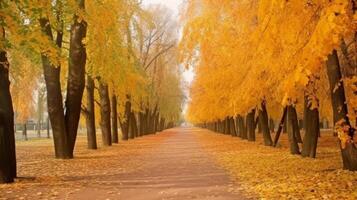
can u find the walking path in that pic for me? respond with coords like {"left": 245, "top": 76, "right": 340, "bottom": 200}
{"left": 70, "top": 127, "right": 245, "bottom": 199}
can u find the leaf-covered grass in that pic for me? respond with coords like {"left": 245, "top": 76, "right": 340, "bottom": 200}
{"left": 196, "top": 129, "right": 357, "bottom": 199}
{"left": 0, "top": 134, "right": 168, "bottom": 200}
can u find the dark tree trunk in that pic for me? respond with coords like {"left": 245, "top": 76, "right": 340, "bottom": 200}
{"left": 98, "top": 82, "right": 111, "bottom": 146}
{"left": 225, "top": 117, "right": 230, "bottom": 135}
{"left": 230, "top": 117, "right": 237, "bottom": 136}
{"left": 40, "top": 17, "right": 72, "bottom": 159}
{"left": 85, "top": 75, "right": 97, "bottom": 149}
{"left": 273, "top": 107, "right": 287, "bottom": 147}
{"left": 111, "top": 95, "right": 118, "bottom": 143}
{"left": 269, "top": 118, "right": 275, "bottom": 133}
{"left": 0, "top": 29, "right": 16, "bottom": 183}
{"left": 238, "top": 115, "right": 247, "bottom": 139}
{"left": 138, "top": 111, "right": 144, "bottom": 136}
{"left": 259, "top": 101, "right": 273, "bottom": 146}
{"left": 326, "top": 49, "right": 357, "bottom": 171}
{"left": 46, "top": 117, "right": 50, "bottom": 138}
{"left": 65, "top": 0, "right": 87, "bottom": 153}
{"left": 130, "top": 112, "right": 138, "bottom": 138}
{"left": 122, "top": 96, "right": 131, "bottom": 140}
{"left": 22, "top": 123, "right": 28, "bottom": 141}
{"left": 287, "top": 106, "right": 300, "bottom": 154}
{"left": 246, "top": 109, "right": 256, "bottom": 141}
{"left": 154, "top": 113, "right": 160, "bottom": 133}
{"left": 301, "top": 96, "right": 319, "bottom": 158}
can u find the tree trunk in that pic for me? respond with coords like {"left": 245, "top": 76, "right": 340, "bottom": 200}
{"left": 247, "top": 109, "right": 256, "bottom": 141}
{"left": 130, "top": 112, "right": 138, "bottom": 138}
{"left": 259, "top": 101, "right": 273, "bottom": 146}
{"left": 138, "top": 111, "right": 144, "bottom": 136}
{"left": 238, "top": 115, "right": 247, "bottom": 139}
{"left": 98, "top": 81, "right": 111, "bottom": 146}
{"left": 287, "top": 106, "right": 300, "bottom": 154}
{"left": 85, "top": 75, "right": 97, "bottom": 149}
{"left": 65, "top": 0, "right": 87, "bottom": 153}
{"left": 36, "top": 90, "right": 43, "bottom": 138}
{"left": 111, "top": 95, "right": 118, "bottom": 143}
{"left": 326, "top": 49, "right": 357, "bottom": 171}
{"left": 128, "top": 112, "right": 134, "bottom": 139}
{"left": 230, "top": 117, "right": 237, "bottom": 136}
{"left": 273, "top": 107, "right": 287, "bottom": 147}
{"left": 225, "top": 117, "right": 230, "bottom": 135}
{"left": 301, "top": 96, "right": 319, "bottom": 158}
{"left": 269, "top": 118, "right": 275, "bottom": 133}
{"left": 0, "top": 28, "right": 16, "bottom": 182}
{"left": 47, "top": 117, "right": 50, "bottom": 138}
{"left": 22, "top": 123, "right": 28, "bottom": 141}
{"left": 122, "top": 96, "right": 131, "bottom": 140}
{"left": 40, "top": 17, "right": 72, "bottom": 159}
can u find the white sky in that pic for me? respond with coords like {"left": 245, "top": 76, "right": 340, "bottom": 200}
{"left": 143, "top": 0, "right": 194, "bottom": 117}
{"left": 143, "top": 0, "right": 195, "bottom": 85}
{"left": 142, "top": 0, "right": 182, "bottom": 17}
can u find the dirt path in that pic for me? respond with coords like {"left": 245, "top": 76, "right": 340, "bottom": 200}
{"left": 69, "top": 127, "right": 245, "bottom": 200}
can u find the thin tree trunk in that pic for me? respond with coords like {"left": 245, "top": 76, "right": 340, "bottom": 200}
{"left": 98, "top": 81, "right": 111, "bottom": 146}
{"left": 122, "top": 96, "right": 131, "bottom": 140}
{"left": 259, "top": 101, "right": 273, "bottom": 146}
{"left": 269, "top": 118, "right": 275, "bottom": 133}
{"left": 301, "top": 96, "right": 319, "bottom": 158}
{"left": 85, "top": 75, "right": 97, "bottom": 149}
{"left": 225, "top": 117, "right": 230, "bottom": 135}
{"left": 22, "top": 123, "right": 28, "bottom": 141}
{"left": 287, "top": 105, "right": 300, "bottom": 154}
{"left": 0, "top": 27, "right": 16, "bottom": 182}
{"left": 247, "top": 109, "right": 256, "bottom": 141}
{"left": 138, "top": 111, "right": 144, "bottom": 136}
{"left": 326, "top": 49, "right": 357, "bottom": 171}
{"left": 47, "top": 117, "right": 50, "bottom": 138}
{"left": 273, "top": 107, "right": 287, "bottom": 147}
{"left": 111, "top": 95, "right": 118, "bottom": 143}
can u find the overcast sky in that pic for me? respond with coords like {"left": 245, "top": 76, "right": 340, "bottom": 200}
{"left": 142, "top": 0, "right": 183, "bottom": 17}
{"left": 143, "top": 0, "right": 194, "bottom": 85}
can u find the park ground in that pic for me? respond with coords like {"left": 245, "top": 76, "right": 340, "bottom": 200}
{"left": 1, "top": 127, "right": 357, "bottom": 199}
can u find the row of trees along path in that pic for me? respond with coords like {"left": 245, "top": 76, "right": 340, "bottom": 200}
{"left": 0, "top": 1, "right": 184, "bottom": 183}
{"left": 181, "top": 1, "right": 357, "bottom": 171}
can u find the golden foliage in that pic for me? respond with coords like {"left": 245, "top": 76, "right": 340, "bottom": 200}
{"left": 180, "top": 0, "right": 356, "bottom": 124}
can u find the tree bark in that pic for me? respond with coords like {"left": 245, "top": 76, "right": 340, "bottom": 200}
{"left": 111, "top": 95, "right": 118, "bottom": 143}
{"left": 122, "top": 96, "right": 131, "bottom": 140}
{"left": 98, "top": 81, "right": 111, "bottom": 146}
{"left": 85, "top": 75, "right": 97, "bottom": 149}
{"left": 238, "top": 115, "right": 247, "bottom": 139}
{"left": 0, "top": 34, "right": 16, "bottom": 182}
{"left": 301, "top": 96, "right": 319, "bottom": 158}
{"left": 46, "top": 117, "right": 50, "bottom": 138}
{"left": 225, "top": 117, "right": 230, "bottom": 135}
{"left": 273, "top": 107, "right": 287, "bottom": 147}
{"left": 269, "top": 118, "right": 275, "bottom": 133}
{"left": 130, "top": 112, "right": 138, "bottom": 138}
{"left": 22, "top": 123, "right": 28, "bottom": 141}
{"left": 65, "top": 0, "right": 87, "bottom": 153}
{"left": 40, "top": 17, "right": 72, "bottom": 159}
{"left": 247, "top": 109, "right": 256, "bottom": 141}
{"left": 287, "top": 106, "right": 300, "bottom": 154}
{"left": 326, "top": 49, "right": 357, "bottom": 171}
{"left": 259, "top": 101, "right": 273, "bottom": 146}
{"left": 230, "top": 117, "right": 237, "bottom": 136}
